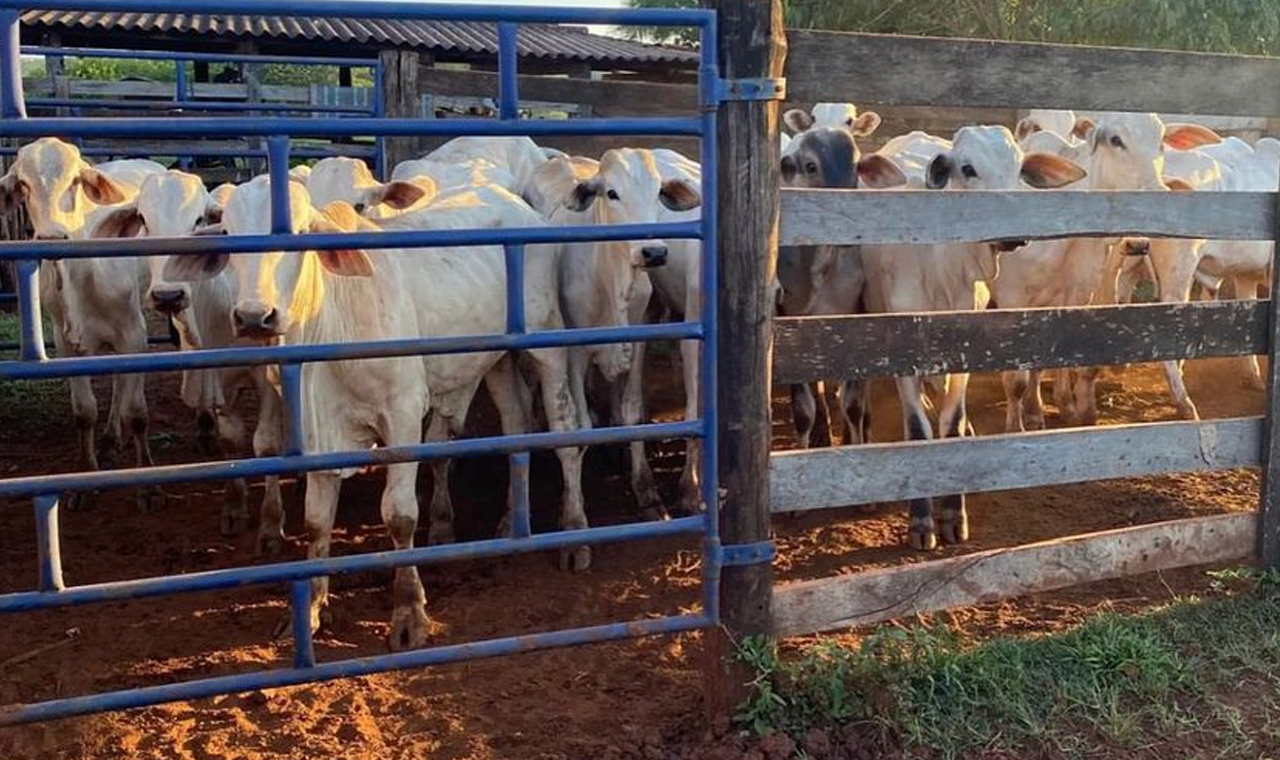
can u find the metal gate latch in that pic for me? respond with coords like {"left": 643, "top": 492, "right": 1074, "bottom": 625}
{"left": 716, "top": 540, "right": 776, "bottom": 567}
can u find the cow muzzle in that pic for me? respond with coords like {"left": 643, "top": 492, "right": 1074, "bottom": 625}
{"left": 1120, "top": 238, "right": 1151, "bottom": 256}
{"left": 992, "top": 239, "right": 1028, "bottom": 253}
{"left": 232, "top": 302, "right": 282, "bottom": 339}
{"left": 639, "top": 245, "right": 668, "bottom": 269}
{"left": 150, "top": 287, "right": 190, "bottom": 315}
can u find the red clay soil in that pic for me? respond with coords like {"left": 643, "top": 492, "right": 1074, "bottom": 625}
{"left": 0, "top": 354, "right": 1264, "bottom": 760}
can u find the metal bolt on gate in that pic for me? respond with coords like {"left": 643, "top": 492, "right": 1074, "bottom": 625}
{"left": 0, "top": 0, "right": 772, "bottom": 726}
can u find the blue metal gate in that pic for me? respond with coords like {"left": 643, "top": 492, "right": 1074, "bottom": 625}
{"left": 0, "top": 0, "right": 740, "bottom": 726}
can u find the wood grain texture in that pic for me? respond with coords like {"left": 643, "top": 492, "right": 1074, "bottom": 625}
{"left": 787, "top": 30, "right": 1280, "bottom": 117}
{"left": 780, "top": 190, "right": 1275, "bottom": 247}
{"left": 1259, "top": 187, "right": 1280, "bottom": 565}
{"left": 770, "top": 417, "right": 1261, "bottom": 512}
{"left": 772, "top": 513, "right": 1257, "bottom": 636}
{"left": 773, "top": 301, "right": 1268, "bottom": 384}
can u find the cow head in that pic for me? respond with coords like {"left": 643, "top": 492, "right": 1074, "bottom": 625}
{"left": 163, "top": 177, "right": 372, "bottom": 341}
{"left": 307, "top": 156, "right": 433, "bottom": 219}
{"left": 1, "top": 137, "right": 131, "bottom": 240}
{"left": 783, "top": 102, "right": 881, "bottom": 138}
{"left": 927, "top": 125, "right": 1086, "bottom": 191}
{"left": 1085, "top": 113, "right": 1222, "bottom": 191}
{"left": 781, "top": 127, "right": 907, "bottom": 190}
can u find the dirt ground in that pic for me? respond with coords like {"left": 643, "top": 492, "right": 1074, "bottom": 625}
{"left": 0, "top": 350, "right": 1265, "bottom": 760}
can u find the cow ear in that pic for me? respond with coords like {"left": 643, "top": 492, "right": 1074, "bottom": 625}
{"left": 164, "top": 252, "right": 229, "bottom": 282}
{"left": 565, "top": 179, "right": 601, "bottom": 212}
{"left": 1071, "top": 117, "right": 1096, "bottom": 141}
{"left": 783, "top": 108, "right": 813, "bottom": 134}
{"left": 658, "top": 178, "right": 701, "bottom": 212}
{"left": 856, "top": 154, "right": 907, "bottom": 189}
{"left": 1020, "top": 152, "right": 1087, "bottom": 188}
{"left": 1014, "top": 118, "right": 1041, "bottom": 142}
{"left": 78, "top": 167, "right": 129, "bottom": 205}
{"left": 202, "top": 196, "right": 224, "bottom": 225}
{"left": 849, "top": 111, "right": 881, "bottom": 137}
{"left": 1164, "top": 123, "right": 1222, "bottom": 150}
{"left": 372, "top": 179, "right": 428, "bottom": 211}
{"left": 926, "top": 154, "right": 954, "bottom": 190}
{"left": 309, "top": 207, "right": 374, "bottom": 277}
{"left": 91, "top": 206, "right": 145, "bottom": 239}
{"left": 1164, "top": 177, "right": 1195, "bottom": 192}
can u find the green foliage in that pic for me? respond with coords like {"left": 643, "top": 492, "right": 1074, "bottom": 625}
{"left": 628, "top": 0, "right": 1280, "bottom": 56}
{"left": 52, "top": 57, "right": 371, "bottom": 87}
{"left": 733, "top": 573, "right": 1280, "bottom": 758}
{"left": 0, "top": 312, "right": 67, "bottom": 433}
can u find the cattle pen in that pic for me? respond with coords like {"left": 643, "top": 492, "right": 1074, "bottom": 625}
{"left": 1, "top": 0, "right": 1280, "bottom": 752}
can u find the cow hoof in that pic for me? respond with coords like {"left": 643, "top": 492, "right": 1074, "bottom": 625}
{"left": 387, "top": 606, "right": 430, "bottom": 652}
{"left": 427, "top": 521, "right": 456, "bottom": 545}
{"left": 220, "top": 510, "right": 250, "bottom": 537}
{"left": 559, "top": 545, "right": 592, "bottom": 573}
{"left": 273, "top": 605, "right": 331, "bottom": 641}
{"left": 639, "top": 505, "right": 669, "bottom": 523}
{"left": 136, "top": 487, "right": 165, "bottom": 514}
{"left": 908, "top": 525, "right": 937, "bottom": 552}
{"left": 940, "top": 517, "right": 969, "bottom": 545}
{"left": 65, "top": 490, "right": 95, "bottom": 512}
{"left": 256, "top": 531, "right": 285, "bottom": 557}
{"left": 1025, "top": 415, "right": 1046, "bottom": 431}
{"left": 1079, "top": 409, "right": 1099, "bottom": 427}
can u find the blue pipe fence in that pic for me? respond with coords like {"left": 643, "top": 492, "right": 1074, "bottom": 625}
{"left": 0, "top": 0, "right": 732, "bottom": 727}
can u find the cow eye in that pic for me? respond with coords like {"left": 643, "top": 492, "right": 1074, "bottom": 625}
{"left": 804, "top": 162, "right": 818, "bottom": 174}
{"left": 961, "top": 164, "right": 978, "bottom": 179}
{"left": 353, "top": 202, "right": 366, "bottom": 213}
{"left": 1110, "top": 135, "right": 1125, "bottom": 149}
{"left": 606, "top": 189, "right": 620, "bottom": 201}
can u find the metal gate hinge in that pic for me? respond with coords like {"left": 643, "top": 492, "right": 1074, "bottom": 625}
{"left": 704, "top": 77, "right": 787, "bottom": 107}
{"left": 716, "top": 540, "right": 776, "bottom": 567}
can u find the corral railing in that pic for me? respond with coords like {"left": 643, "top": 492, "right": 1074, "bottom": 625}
{"left": 763, "top": 29, "right": 1280, "bottom": 638}
{"left": 0, "top": 0, "right": 752, "bottom": 726}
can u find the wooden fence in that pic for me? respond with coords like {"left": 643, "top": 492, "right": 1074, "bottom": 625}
{"left": 710, "top": 22, "right": 1280, "bottom": 658}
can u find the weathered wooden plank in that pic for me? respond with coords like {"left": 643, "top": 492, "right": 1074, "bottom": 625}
{"left": 21, "top": 78, "right": 321, "bottom": 103}
{"left": 773, "top": 301, "right": 1268, "bottom": 384}
{"left": 780, "top": 189, "right": 1275, "bottom": 247}
{"left": 772, "top": 513, "right": 1256, "bottom": 637}
{"left": 1259, "top": 183, "right": 1280, "bottom": 566}
{"left": 770, "top": 417, "right": 1260, "bottom": 513}
{"left": 787, "top": 30, "right": 1280, "bottom": 117}
{"left": 702, "top": 0, "right": 784, "bottom": 719}
{"left": 418, "top": 67, "right": 695, "bottom": 118}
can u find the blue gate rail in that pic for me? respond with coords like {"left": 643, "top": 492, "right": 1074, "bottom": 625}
{"left": 10, "top": 44, "right": 385, "bottom": 174}
{"left": 0, "top": 0, "right": 736, "bottom": 727}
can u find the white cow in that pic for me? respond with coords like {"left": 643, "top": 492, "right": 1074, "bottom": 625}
{"left": 1014, "top": 109, "right": 1085, "bottom": 146}
{"left": 306, "top": 156, "right": 435, "bottom": 218}
{"left": 531, "top": 150, "right": 702, "bottom": 519}
{"left": 99, "top": 171, "right": 287, "bottom": 544}
{"left": 370, "top": 184, "right": 592, "bottom": 571}
{"left": 392, "top": 156, "right": 518, "bottom": 197}
{"left": 861, "top": 126, "right": 1086, "bottom": 550}
{"left": 164, "top": 179, "right": 432, "bottom": 648}
{"left": 423, "top": 136, "right": 549, "bottom": 197}
{"left": 777, "top": 126, "right": 907, "bottom": 448}
{"left": 0, "top": 138, "right": 166, "bottom": 510}
{"left": 781, "top": 102, "right": 882, "bottom": 156}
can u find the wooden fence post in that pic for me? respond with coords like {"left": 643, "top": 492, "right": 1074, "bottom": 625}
{"left": 701, "top": 0, "right": 786, "bottom": 718}
{"left": 1260, "top": 191, "right": 1280, "bottom": 565}
{"left": 380, "top": 49, "right": 423, "bottom": 169}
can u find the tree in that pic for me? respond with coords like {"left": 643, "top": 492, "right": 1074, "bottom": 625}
{"left": 627, "top": 0, "right": 1280, "bottom": 56}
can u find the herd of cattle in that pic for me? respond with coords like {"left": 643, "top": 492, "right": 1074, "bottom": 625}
{"left": 0, "top": 100, "right": 1271, "bottom": 645}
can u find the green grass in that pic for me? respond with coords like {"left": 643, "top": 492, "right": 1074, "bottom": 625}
{"left": 734, "top": 568, "right": 1280, "bottom": 759}
{"left": 0, "top": 311, "right": 68, "bottom": 431}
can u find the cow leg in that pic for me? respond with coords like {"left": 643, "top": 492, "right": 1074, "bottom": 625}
{"left": 216, "top": 411, "right": 251, "bottom": 537}
{"left": 1149, "top": 242, "right": 1201, "bottom": 420}
{"left": 254, "top": 373, "right": 287, "bottom": 556}
{"left": 836, "top": 379, "right": 871, "bottom": 445}
{"left": 116, "top": 370, "right": 163, "bottom": 512}
{"left": 567, "top": 347, "right": 594, "bottom": 431}
{"left": 676, "top": 336, "right": 702, "bottom": 515}
{"left": 1231, "top": 276, "right": 1267, "bottom": 391}
{"left": 1001, "top": 370, "right": 1028, "bottom": 433}
{"left": 935, "top": 373, "right": 971, "bottom": 545}
{"left": 487, "top": 356, "right": 542, "bottom": 538}
{"left": 618, "top": 341, "right": 664, "bottom": 521}
{"left": 1023, "top": 369, "right": 1046, "bottom": 431}
{"left": 790, "top": 383, "right": 818, "bottom": 448}
{"left": 298, "top": 472, "right": 341, "bottom": 637}
{"left": 423, "top": 412, "right": 458, "bottom": 545}
{"left": 528, "top": 346, "right": 589, "bottom": 572}
{"left": 383, "top": 410, "right": 429, "bottom": 651}
{"left": 67, "top": 375, "right": 100, "bottom": 511}
{"left": 1052, "top": 368, "right": 1079, "bottom": 425}
{"left": 1074, "top": 366, "right": 1102, "bottom": 426}
{"left": 895, "top": 376, "right": 937, "bottom": 550}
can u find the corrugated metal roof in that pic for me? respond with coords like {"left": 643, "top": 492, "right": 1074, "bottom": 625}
{"left": 20, "top": 11, "right": 698, "bottom": 65}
